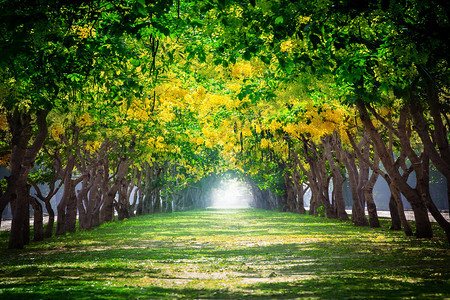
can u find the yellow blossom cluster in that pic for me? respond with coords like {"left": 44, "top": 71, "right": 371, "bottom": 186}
{"left": 0, "top": 114, "right": 8, "bottom": 131}
{"left": 268, "top": 119, "right": 282, "bottom": 132}
{"left": 297, "top": 15, "right": 311, "bottom": 26}
{"left": 280, "top": 100, "right": 351, "bottom": 143}
{"left": 125, "top": 98, "right": 152, "bottom": 122}
{"left": 77, "top": 112, "right": 93, "bottom": 127}
{"left": 231, "top": 60, "right": 261, "bottom": 79}
{"left": 260, "top": 138, "right": 270, "bottom": 149}
{"left": 50, "top": 124, "right": 65, "bottom": 141}
{"left": 86, "top": 141, "right": 101, "bottom": 153}
{"left": 280, "top": 38, "right": 304, "bottom": 54}
{"left": 241, "top": 124, "right": 252, "bottom": 137}
{"left": 74, "top": 25, "right": 95, "bottom": 39}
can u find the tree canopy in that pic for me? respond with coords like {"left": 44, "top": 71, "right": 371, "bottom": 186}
{"left": 0, "top": 0, "right": 449, "bottom": 249}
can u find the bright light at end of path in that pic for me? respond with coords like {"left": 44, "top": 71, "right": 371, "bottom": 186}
{"left": 211, "top": 179, "right": 251, "bottom": 209}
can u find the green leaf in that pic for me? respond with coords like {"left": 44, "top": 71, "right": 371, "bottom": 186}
{"left": 275, "top": 16, "right": 284, "bottom": 24}
{"left": 130, "top": 58, "right": 140, "bottom": 66}
{"left": 134, "top": 0, "right": 147, "bottom": 16}
{"left": 260, "top": 55, "right": 270, "bottom": 64}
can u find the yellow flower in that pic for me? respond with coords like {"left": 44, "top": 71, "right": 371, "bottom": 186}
{"left": 269, "top": 119, "right": 281, "bottom": 132}
{"left": 0, "top": 114, "right": 8, "bottom": 131}
{"left": 255, "top": 123, "right": 261, "bottom": 134}
{"left": 205, "top": 139, "right": 213, "bottom": 148}
{"left": 280, "top": 40, "right": 293, "bottom": 53}
{"left": 50, "top": 124, "right": 65, "bottom": 141}
{"left": 196, "top": 136, "right": 204, "bottom": 145}
{"left": 86, "top": 141, "right": 101, "bottom": 153}
{"left": 260, "top": 138, "right": 269, "bottom": 149}
{"left": 78, "top": 113, "right": 93, "bottom": 127}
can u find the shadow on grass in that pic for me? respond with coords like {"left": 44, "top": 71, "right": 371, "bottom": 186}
{"left": 247, "top": 276, "right": 449, "bottom": 299}
{"left": 1, "top": 209, "right": 449, "bottom": 299}
{"left": 2, "top": 273, "right": 448, "bottom": 300}
{"left": 0, "top": 283, "right": 247, "bottom": 300}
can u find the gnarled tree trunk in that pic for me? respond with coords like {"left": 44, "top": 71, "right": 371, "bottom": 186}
{"left": 322, "top": 133, "right": 349, "bottom": 221}
{"left": 1, "top": 110, "right": 48, "bottom": 249}
{"left": 357, "top": 100, "right": 434, "bottom": 238}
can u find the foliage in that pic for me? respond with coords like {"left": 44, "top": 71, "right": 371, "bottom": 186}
{"left": 0, "top": 0, "right": 449, "bottom": 249}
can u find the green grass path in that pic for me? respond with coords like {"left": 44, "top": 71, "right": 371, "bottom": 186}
{"left": 1, "top": 209, "right": 449, "bottom": 299}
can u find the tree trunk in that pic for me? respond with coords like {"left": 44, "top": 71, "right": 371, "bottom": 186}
{"left": 5, "top": 110, "right": 48, "bottom": 249}
{"left": 408, "top": 75, "right": 450, "bottom": 195}
{"left": 343, "top": 150, "right": 369, "bottom": 226}
{"left": 420, "top": 154, "right": 450, "bottom": 242}
{"left": 292, "top": 171, "right": 307, "bottom": 214}
{"left": 77, "top": 177, "right": 91, "bottom": 230}
{"left": 65, "top": 187, "right": 77, "bottom": 233}
{"left": 283, "top": 173, "right": 297, "bottom": 212}
{"left": 322, "top": 134, "right": 349, "bottom": 221}
{"left": 345, "top": 130, "right": 381, "bottom": 227}
{"left": 29, "top": 176, "right": 59, "bottom": 238}
{"left": 388, "top": 182, "right": 414, "bottom": 236}
{"left": 396, "top": 105, "right": 435, "bottom": 238}
{"left": 153, "top": 189, "right": 161, "bottom": 213}
{"left": 364, "top": 189, "right": 380, "bottom": 228}
{"left": 357, "top": 100, "right": 432, "bottom": 238}
{"left": 55, "top": 146, "right": 78, "bottom": 236}
{"left": 101, "top": 156, "right": 131, "bottom": 223}
{"left": 30, "top": 196, "right": 44, "bottom": 241}
{"left": 411, "top": 201, "right": 433, "bottom": 238}
{"left": 362, "top": 145, "right": 380, "bottom": 228}
{"left": 297, "top": 139, "right": 333, "bottom": 218}
{"left": 56, "top": 177, "right": 73, "bottom": 235}
{"left": 388, "top": 194, "right": 402, "bottom": 230}
{"left": 44, "top": 199, "right": 55, "bottom": 238}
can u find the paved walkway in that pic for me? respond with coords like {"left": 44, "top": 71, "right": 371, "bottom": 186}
{"left": 1, "top": 216, "right": 52, "bottom": 231}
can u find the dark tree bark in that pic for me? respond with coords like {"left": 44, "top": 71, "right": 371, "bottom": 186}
{"left": 357, "top": 100, "right": 433, "bottom": 238}
{"left": 55, "top": 150, "right": 81, "bottom": 235}
{"left": 1, "top": 110, "right": 48, "bottom": 249}
{"left": 128, "top": 168, "right": 140, "bottom": 217}
{"left": 116, "top": 169, "right": 137, "bottom": 220}
{"left": 292, "top": 167, "right": 307, "bottom": 214}
{"left": 345, "top": 131, "right": 380, "bottom": 227}
{"left": 30, "top": 196, "right": 44, "bottom": 241}
{"left": 363, "top": 151, "right": 381, "bottom": 228}
{"left": 44, "top": 198, "right": 56, "bottom": 238}
{"left": 409, "top": 72, "right": 450, "bottom": 214}
{"left": 53, "top": 125, "right": 83, "bottom": 236}
{"left": 248, "top": 178, "right": 272, "bottom": 210}
{"left": 100, "top": 140, "right": 134, "bottom": 223}
{"left": 388, "top": 194, "right": 402, "bottom": 231}
{"left": 343, "top": 148, "right": 369, "bottom": 226}
{"left": 297, "top": 138, "right": 334, "bottom": 218}
{"left": 322, "top": 133, "right": 349, "bottom": 221}
{"left": 29, "top": 171, "right": 62, "bottom": 238}
{"left": 75, "top": 141, "right": 107, "bottom": 231}
{"left": 283, "top": 172, "right": 297, "bottom": 212}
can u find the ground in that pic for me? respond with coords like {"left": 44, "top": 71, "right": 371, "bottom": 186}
{"left": 0, "top": 209, "right": 449, "bottom": 299}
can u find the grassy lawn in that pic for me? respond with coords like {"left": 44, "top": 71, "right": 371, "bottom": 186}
{"left": 0, "top": 209, "right": 449, "bottom": 299}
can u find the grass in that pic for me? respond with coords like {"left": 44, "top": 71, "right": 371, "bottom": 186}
{"left": 0, "top": 208, "right": 449, "bottom": 299}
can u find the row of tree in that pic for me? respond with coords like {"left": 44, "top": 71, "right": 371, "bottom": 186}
{"left": 0, "top": 0, "right": 449, "bottom": 249}
{"left": 203, "top": 0, "right": 450, "bottom": 242}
